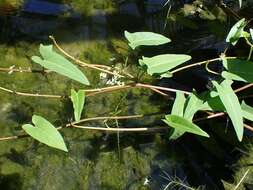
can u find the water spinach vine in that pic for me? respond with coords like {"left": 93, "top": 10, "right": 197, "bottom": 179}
{"left": 1, "top": 18, "right": 253, "bottom": 152}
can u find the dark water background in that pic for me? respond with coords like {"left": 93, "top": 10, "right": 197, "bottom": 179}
{"left": 0, "top": 0, "right": 252, "bottom": 189}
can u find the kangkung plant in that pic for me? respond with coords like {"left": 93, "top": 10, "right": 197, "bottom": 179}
{"left": 0, "top": 18, "right": 253, "bottom": 152}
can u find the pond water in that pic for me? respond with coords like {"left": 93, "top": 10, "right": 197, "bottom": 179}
{"left": 0, "top": 0, "right": 250, "bottom": 190}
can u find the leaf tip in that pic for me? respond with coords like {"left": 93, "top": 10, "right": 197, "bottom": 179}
{"left": 31, "top": 56, "right": 42, "bottom": 63}
{"left": 61, "top": 145, "right": 69, "bottom": 152}
{"left": 124, "top": 30, "right": 130, "bottom": 38}
{"left": 202, "top": 132, "right": 210, "bottom": 138}
{"left": 124, "top": 31, "right": 135, "bottom": 49}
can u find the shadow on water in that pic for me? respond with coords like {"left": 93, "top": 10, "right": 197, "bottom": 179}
{"left": 0, "top": 0, "right": 147, "bottom": 44}
{"left": 0, "top": 173, "right": 22, "bottom": 190}
{"left": 0, "top": 0, "right": 252, "bottom": 189}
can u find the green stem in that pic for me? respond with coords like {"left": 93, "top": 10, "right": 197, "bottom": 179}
{"left": 1, "top": 111, "right": 253, "bottom": 141}
{"left": 244, "top": 36, "right": 253, "bottom": 61}
{"left": 244, "top": 36, "right": 253, "bottom": 47}
{"left": 205, "top": 61, "right": 220, "bottom": 75}
{"left": 248, "top": 46, "right": 253, "bottom": 61}
{"left": 170, "top": 56, "right": 236, "bottom": 74}
{"left": 49, "top": 36, "right": 125, "bottom": 78}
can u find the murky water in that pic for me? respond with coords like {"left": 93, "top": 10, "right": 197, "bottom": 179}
{"left": 0, "top": 1, "right": 250, "bottom": 190}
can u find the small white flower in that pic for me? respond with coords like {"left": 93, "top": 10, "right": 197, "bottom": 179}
{"left": 9, "top": 65, "right": 15, "bottom": 70}
{"left": 100, "top": 72, "right": 107, "bottom": 79}
{"left": 101, "top": 70, "right": 124, "bottom": 86}
{"left": 109, "top": 57, "right": 116, "bottom": 62}
{"left": 116, "top": 81, "right": 125, "bottom": 86}
{"left": 143, "top": 177, "right": 150, "bottom": 186}
{"left": 105, "top": 80, "right": 112, "bottom": 85}
{"left": 190, "top": 10, "right": 195, "bottom": 14}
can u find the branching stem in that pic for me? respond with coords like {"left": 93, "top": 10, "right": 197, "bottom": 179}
{"left": 0, "top": 86, "right": 62, "bottom": 99}
{"left": 0, "top": 83, "right": 191, "bottom": 99}
{"left": 0, "top": 114, "right": 166, "bottom": 141}
{"left": 71, "top": 124, "right": 165, "bottom": 132}
{"left": 0, "top": 37, "right": 252, "bottom": 143}
{"left": 1, "top": 109, "right": 253, "bottom": 142}
{"left": 0, "top": 66, "right": 50, "bottom": 74}
{"left": 234, "top": 83, "right": 253, "bottom": 93}
{"left": 49, "top": 36, "right": 125, "bottom": 78}
{"left": 170, "top": 57, "right": 236, "bottom": 74}
{"left": 233, "top": 169, "right": 250, "bottom": 190}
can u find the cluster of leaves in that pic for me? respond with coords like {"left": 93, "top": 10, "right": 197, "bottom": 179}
{"left": 32, "top": 44, "right": 90, "bottom": 85}
{"left": 125, "top": 19, "right": 253, "bottom": 142}
{"left": 20, "top": 17, "right": 253, "bottom": 152}
{"left": 22, "top": 45, "right": 88, "bottom": 152}
{"left": 124, "top": 31, "right": 191, "bottom": 78}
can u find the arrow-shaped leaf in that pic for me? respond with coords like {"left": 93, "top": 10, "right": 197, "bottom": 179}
{"left": 200, "top": 96, "right": 225, "bottom": 112}
{"left": 222, "top": 71, "right": 249, "bottom": 83}
{"left": 160, "top": 72, "right": 173, "bottom": 79}
{"left": 71, "top": 89, "right": 85, "bottom": 122}
{"left": 22, "top": 115, "right": 68, "bottom": 152}
{"left": 163, "top": 115, "right": 209, "bottom": 138}
{"left": 238, "top": 0, "right": 242, "bottom": 8}
{"left": 32, "top": 44, "right": 90, "bottom": 85}
{"left": 125, "top": 31, "right": 171, "bottom": 49}
{"left": 226, "top": 18, "right": 246, "bottom": 46}
{"left": 250, "top": 28, "right": 253, "bottom": 41}
{"left": 139, "top": 54, "right": 191, "bottom": 75}
{"left": 221, "top": 59, "right": 253, "bottom": 83}
{"left": 241, "top": 101, "right": 253, "bottom": 122}
{"left": 171, "top": 92, "right": 186, "bottom": 116}
{"left": 199, "top": 90, "right": 226, "bottom": 112}
{"left": 183, "top": 91, "right": 204, "bottom": 121}
{"left": 169, "top": 92, "right": 186, "bottom": 140}
{"left": 212, "top": 80, "right": 244, "bottom": 141}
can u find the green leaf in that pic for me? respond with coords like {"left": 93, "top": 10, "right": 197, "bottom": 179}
{"left": 210, "top": 91, "right": 219, "bottom": 97}
{"left": 160, "top": 72, "right": 173, "bottom": 79}
{"left": 200, "top": 95, "right": 225, "bottom": 112}
{"left": 242, "top": 31, "right": 250, "bottom": 38}
{"left": 22, "top": 115, "right": 68, "bottom": 152}
{"left": 241, "top": 101, "right": 253, "bottom": 121}
{"left": 163, "top": 115, "right": 209, "bottom": 138}
{"left": 226, "top": 18, "right": 246, "bottom": 46}
{"left": 70, "top": 89, "right": 85, "bottom": 122}
{"left": 250, "top": 28, "right": 253, "bottom": 41}
{"left": 222, "top": 71, "right": 248, "bottom": 82}
{"left": 183, "top": 91, "right": 204, "bottom": 121}
{"left": 171, "top": 92, "right": 186, "bottom": 116}
{"left": 239, "top": 0, "right": 242, "bottom": 7}
{"left": 221, "top": 54, "right": 228, "bottom": 69}
{"left": 169, "top": 92, "right": 186, "bottom": 139}
{"left": 212, "top": 80, "right": 244, "bottom": 141}
{"left": 139, "top": 54, "right": 191, "bottom": 75}
{"left": 221, "top": 59, "right": 253, "bottom": 83}
{"left": 124, "top": 31, "right": 171, "bottom": 49}
{"left": 32, "top": 44, "right": 90, "bottom": 85}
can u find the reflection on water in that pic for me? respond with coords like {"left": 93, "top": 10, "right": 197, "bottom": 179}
{"left": 0, "top": 0, "right": 250, "bottom": 189}
{"left": 22, "top": 0, "right": 73, "bottom": 16}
